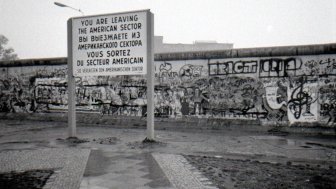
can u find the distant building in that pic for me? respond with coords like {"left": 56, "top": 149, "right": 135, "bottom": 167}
{"left": 154, "top": 36, "right": 233, "bottom": 53}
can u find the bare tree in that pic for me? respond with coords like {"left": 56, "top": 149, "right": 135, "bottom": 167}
{"left": 0, "top": 34, "right": 18, "bottom": 61}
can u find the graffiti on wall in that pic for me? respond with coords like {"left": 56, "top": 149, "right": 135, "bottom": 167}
{"left": 261, "top": 78, "right": 288, "bottom": 122}
{"left": 319, "top": 58, "right": 336, "bottom": 76}
{"left": 319, "top": 78, "right": 336, "bottom": 125}
{"left": 259, "top": 58, "right": 302, "bottom": 78}
{"left": 208, "top": 60, "right": 258, "bottom": 76}
{"left": 287, "top": 76, "right": 318, "bottom": 123}
{"left": 156, "top": 61, "right": 205, "bottom": 84}
{"left": 207, "top": 76, "right": 266, "bottom": 119}
{"left": 0, "top": 77, "right": 30, "bottom": 113}
{"left": 0, "top": 55, "right": 336, "bottom": 126}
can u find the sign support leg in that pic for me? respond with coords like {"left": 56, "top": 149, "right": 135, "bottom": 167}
{"left": 68, "top": 73, "right": 76, "bottom": 137}
{"left": 68, "top": 18, "right": 76, "bottom": 138}
{"left": 146, "top": 13, "right": 154, "bottom": 140}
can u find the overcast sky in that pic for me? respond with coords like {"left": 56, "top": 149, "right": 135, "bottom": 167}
{"left": 0, "top": 0, "right": 335, "bottom": 59}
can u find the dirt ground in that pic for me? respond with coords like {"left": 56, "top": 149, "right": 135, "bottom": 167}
{"left": 184, "top": 155, "right": 336, "bottom": 189}
{"left": 0, "top": 169, "right": 54, "bottom": 189}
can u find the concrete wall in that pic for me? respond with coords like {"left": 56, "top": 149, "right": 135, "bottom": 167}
{"left": 1, "top": 43, "right": 335, "bottom": 127}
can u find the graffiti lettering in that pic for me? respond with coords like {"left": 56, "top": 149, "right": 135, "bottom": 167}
{"left": 259, "top": 58, "right": 301, "bottom": 78}
{"left": 319, "top": 58, "right": 336, "bottom": 76}
{"left": 209, "top": 60, "right": 257, "bottom": 76}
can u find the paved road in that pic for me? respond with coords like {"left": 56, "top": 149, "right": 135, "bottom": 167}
{"left": 0, "top": 119, "right": 335, "bottom": 188}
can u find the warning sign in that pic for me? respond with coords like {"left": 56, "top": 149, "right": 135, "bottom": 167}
{"left": 70, "top": 10, "right": 151, "bottom": 76}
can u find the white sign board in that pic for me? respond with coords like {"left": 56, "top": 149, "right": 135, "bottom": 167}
{"left": 70, "top": 10, "right": 149, "bottom": 76}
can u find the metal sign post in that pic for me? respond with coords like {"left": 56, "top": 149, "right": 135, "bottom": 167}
{"left": 67, "top": 18, "right": 76, "bottom": 138}
{"left": 67, "top": 10, "right": 154, "bottom": 139}
{"left": 146, "top": 13, "right": 154, "bottom": 140}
